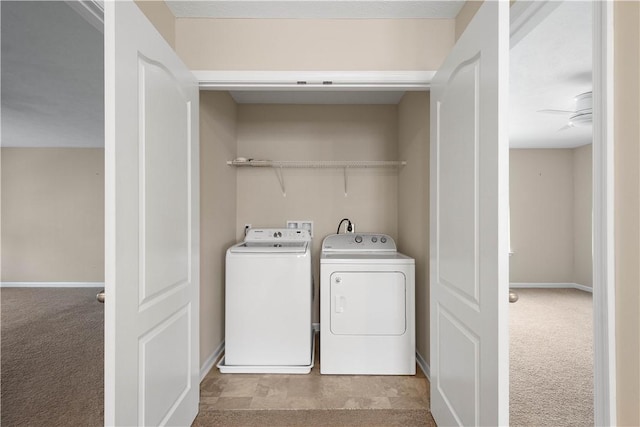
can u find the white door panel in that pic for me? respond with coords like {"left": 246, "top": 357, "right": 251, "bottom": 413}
{"left": 438, "top": 61, "right": 479, "bottom": 306}
{"left": 430, "top": 2, "right": 509, "bottom": 426}
{"left": 330, "top": 272, "right": 406, "bottom": 335}
{"left": 105, "top": 1, "right": 199, "bottom": 425}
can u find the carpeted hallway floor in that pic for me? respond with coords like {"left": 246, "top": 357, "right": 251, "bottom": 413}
{"left": 0, "top": 287, "right": 104, "bottom": 427}
{"left": 510, "top": 288, "right": 593, "bottom": 426}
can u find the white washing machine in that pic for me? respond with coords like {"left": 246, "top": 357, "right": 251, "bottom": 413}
{"left": 320, "top": 233, "right": 415, "bottom": 375}
{"left": 220, "top": 228, "right": 313, "bottom": 374}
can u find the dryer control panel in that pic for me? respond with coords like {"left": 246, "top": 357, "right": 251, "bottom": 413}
{"left": 322, "top": 233, "right": 396, "bottom": 252}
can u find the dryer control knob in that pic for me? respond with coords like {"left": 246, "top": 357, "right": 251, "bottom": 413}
{"left": 355, "top": 235, "right": 363, "bottom": 243}
{"left": 380, "top": 237, "right": 387, "bottom": 243}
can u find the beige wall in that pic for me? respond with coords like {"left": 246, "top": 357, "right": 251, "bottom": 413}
{"left": 573, "top": 144, "right": 593, "bottom": 288}
{"left": 1, "top": 148, "right": 104, "bottom": 282}
{"left": 397, "top": 92, "right": 430, "bottom": 363}
{"left": 175, "top": 19, "right": 454, "bottom": 71}
{"left": 236, "top": 104, "right": 399, "bottom": 321}
{"left": 199, "top": 92, "right": 238, "bottom": 366}
{"left": 510, "top": 147, "right": 593, "bottom": 286}
{"left": 134, "top": 0, "right": 176, "bottom": 48}
{"left": 614, "top": 1, "right": 640, "bottom": 424}
{"left": 510, "top": 149, "right": 575, "bottom": 283}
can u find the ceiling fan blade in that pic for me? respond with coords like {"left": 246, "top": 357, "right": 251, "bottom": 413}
{"left": 538, "top": 109, "right": 573, "bottom": 115}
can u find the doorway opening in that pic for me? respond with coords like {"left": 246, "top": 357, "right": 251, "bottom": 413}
{"left": 508, "top": 1, "right": 615, "bottom": 425}
{"left": 0, "top": 2, "right": 105, "bottom": 425}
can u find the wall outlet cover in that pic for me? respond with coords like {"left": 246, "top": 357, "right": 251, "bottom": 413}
{"left": 286, "top": 220, "right": 314, "bottom": 237}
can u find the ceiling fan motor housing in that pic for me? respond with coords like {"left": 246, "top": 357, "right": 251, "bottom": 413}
{"left": 569, "top": 91, "right": 592, "bottom": 127}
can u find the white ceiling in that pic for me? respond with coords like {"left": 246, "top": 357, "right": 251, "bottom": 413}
{"left": 1, "top": 1, "right": 104, "bottom": 148}
{"left": 1, "top": 1, "right": 592, "bottom": 149}
{"left": 166, "top": 0, "right": 465, "bottom": 19}
{"left": 509, "top": 1, "right": 592, "bottom": 149}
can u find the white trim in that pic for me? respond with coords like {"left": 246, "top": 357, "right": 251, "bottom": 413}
{"left": 510, "top": 282, "right": 593, "bottom": 293}
{"left": 194, "top": 70, "right": 435, "bottom": 91}
{"left": 415, "top": 350, "right": 430, "bottom": 381}
{"left": 199, "top": 340, "right": 225, "bottom": 382}
{"left": 574, "top": 283, "right": 595, "bottom": 293}
{"left": 592, "top": 1, "right": 616, "bottom": 425}
{"left": 0, "top": 281, "right": 104, "bottom": 288}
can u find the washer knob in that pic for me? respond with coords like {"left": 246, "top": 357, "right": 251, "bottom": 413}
{"left": 354, "top": 235, "right": 363, "bottom": 243}
{"left": 371, "top": 236, "right": 378, "bottom": 243}
{"left": 380, "top": 237, "right": 387, "bottom": 243}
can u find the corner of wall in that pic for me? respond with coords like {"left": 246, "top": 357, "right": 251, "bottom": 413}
{"left": 455, "top": 1, "right": 484, "bottom": 41}
{"left": 199, "top": 91, "right": 238, "bottom": 369}
{"left": 134, "top": 0, "right": 176, "bottom": 49}
{"left": 397, "top": 91, "right": 430, "bottom": 364}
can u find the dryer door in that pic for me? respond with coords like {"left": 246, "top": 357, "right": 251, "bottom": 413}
{"left": 330, "top": 271, "right": 406, "bottom": 335}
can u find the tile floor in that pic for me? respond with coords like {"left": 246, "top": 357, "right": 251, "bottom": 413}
{"left": 199, "top": 335, "right": 430, "bottom": 412}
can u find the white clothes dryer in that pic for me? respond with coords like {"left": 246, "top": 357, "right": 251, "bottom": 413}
{"left": 220, "top": 228, "right": 313, "bottom": 374}
{"left": 320, "top": 233, "right": 415, "bottom": 375}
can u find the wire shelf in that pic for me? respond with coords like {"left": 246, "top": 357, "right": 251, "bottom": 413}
{"left": 226, "top": 160, "right": 407, "bottom": 168}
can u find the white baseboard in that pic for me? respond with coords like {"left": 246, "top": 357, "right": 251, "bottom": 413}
{"left": 510, "top": 282, "right": 593, "bottom": 293}
{"left": 415, "top": 350, "right": 430, "bottom": 380}
{"left": 0, "top": 281, "right": 104, "bottom": 288}
{"left": 200, "top": 340, "right": 225, "bottom": 382}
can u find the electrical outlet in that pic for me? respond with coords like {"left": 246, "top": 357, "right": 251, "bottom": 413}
{"left": 286, "top": 220, "right": 313, "bottom": 237}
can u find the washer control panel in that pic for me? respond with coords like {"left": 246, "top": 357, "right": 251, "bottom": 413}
{"left": 245, "top": 228, "right": 311, "bottom": 242}
{"left": 322, "top": 233, "right": 396, "bottom": 251}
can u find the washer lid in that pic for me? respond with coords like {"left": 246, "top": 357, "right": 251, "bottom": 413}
{"left": 230, "top": 241, "right": 308, "bottom": 254}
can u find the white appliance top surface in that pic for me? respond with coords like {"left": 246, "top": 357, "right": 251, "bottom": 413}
{"left": 321, "top": 252, "right": 414, "bottom": 263}
{"left": 321, "top": 233, "right": 414, "bottom": 263}
{"left": 229, "top": 228, "right": 311, "bottom": 254}
{"left": 230, "top": 241, "right": 308, "bottom": 254}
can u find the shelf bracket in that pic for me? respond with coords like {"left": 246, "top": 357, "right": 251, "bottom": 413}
{"left": 274, "top": 167, "right": 286, "bottom": 197}
{"left": 343, "top": 167, "right": 348, "bottom": 197}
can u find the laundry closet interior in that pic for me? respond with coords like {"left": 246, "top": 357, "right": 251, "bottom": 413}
{"left": 181, "top": 13, "right": 454, "bottom": 386}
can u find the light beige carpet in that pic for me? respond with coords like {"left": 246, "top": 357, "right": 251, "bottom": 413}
{"left": 1, "top": 287, "right": 104, "bottom": 427}
{"left": 510, "top": 288, "right": 593, "bottom": 426}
